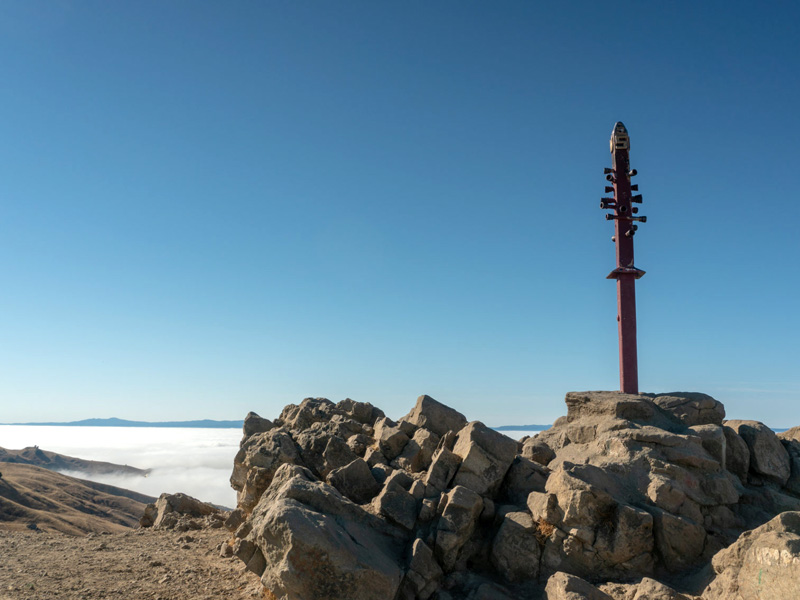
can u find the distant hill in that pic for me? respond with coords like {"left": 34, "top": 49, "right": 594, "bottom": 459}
{"left": 0, "top": 446, "right": 150, "bottom": 477}
{"left": 0, "top": 463, "right": 155, "bottom": 535}
{"left": 493, "top": 424, "right": 550, "bottom": 431}
{"left": 6, "top": 417, "right": 244, "bottom": 429}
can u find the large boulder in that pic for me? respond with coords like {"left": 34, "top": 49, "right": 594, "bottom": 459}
{"left": 230, "top": 428, "right": 303, "bottom": 511}
{"left": 403, "top": 394, "right": 467, "bottom": 438}
{"left": 490, "top": 511, "right": 541, "bottom": 583}
{"left": 434, "top": 485, "right": 484, "bottom": 571}
{"left": 703, "top": 511, "right": 800, "bottom": 600}
{"left": 139, "top": 492, "right": 221, "bottom": 530}
{"left": 725, "top": 420, "right": 791, "bottom": 486}
{"left": 245, "top": 464, "right": 403, "bottom": 600}
{"left": 452, "top": 422, "right": 518, "bottom": 496}
{"left": 778, "top": 427, "right": 800, "bottom": 495}
{"left": 544, "top": 572, "right": 613, "bottom": 600}
{"left": 652, "top": 392, "right": 725, "bottom": 426}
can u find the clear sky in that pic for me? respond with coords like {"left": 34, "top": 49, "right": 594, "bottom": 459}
{"left": 1, "top": 2, "right": 798, "bottom": 427}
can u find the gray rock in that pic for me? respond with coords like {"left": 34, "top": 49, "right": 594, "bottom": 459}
{"left": 243, "top": 411, "right": 274, "bottom": 436}
{"left": 778, "top": 426, "right": 800, "bottom": 495}
{"left": 326, "top": 458, "right": 381, "bottom": 504}
{"left": 336, "top": 398, "right": 385, "bottom": 425}
{"left": 347, "top": 433, "right": 370, "bottom": 457}
{"left": 247, "top": 463, "right": 403, "bottom": 600}
{"left": 398, "top": 539, "right": 443, "bottom": 600}
{"left": 501, "top": 456, "right": 549, "bottom": 506}
{"left": 652, "top": 392, "right": 725, "bottom": 426}
{"left": 403, "top": 394, "right": 468, "bottom": 438}
{"left": 544, "top": 572, "right": 613, "bottom": 600}
{"left": 394, "top": 428, "right": 440, "bottom": 473}
{"left": 689, "top": 424, "right": 726, "bottom": 467}
{"left": 452, "top": 422, "right": 518, "bottom": 496}
{"left": 723, "top": 425, "right": 750, "bottom": 481}
{"left": 374, "top": 480, "right": 418, "bottom": 531}
{"left": 423, "top": 446, "right": 462, "bottom": 496}
{"left": 651, "top": 509, "right": 705, "bottom": 572}
{"left": 435, "top": 485, "right": 484, "bottom": 571}
{"left": 140, "top": 492, "right": 219, "bottom": 529}
{"left": 564, "top": 391, "right": 655, "bottom": 423}
{"left": 522, "top": 436, "right": 556, "bottom": 466}
{"left": 322, "top": 435, "right": 359, "bottom": 477}
{"left": 374, "top": 417, "right": 411, "bottom": 460}
{"left": 726, "top": 420, "right": 791, "bottom": 486}
{"left": 490, "top": 511, "right": 541, "bottom": 583}
{"left": 703, "top": 511, "right": 800, "bottom": 600}
{"left": 632, "top": 577, "right": 689, "bottom": 600}
{"left": 230, "top": 428, "right": 302, "bottom": 511}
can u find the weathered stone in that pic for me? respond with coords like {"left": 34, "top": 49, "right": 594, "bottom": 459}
{"left": 651, "top": 509, "right": 705, "bottom": 572}
{"left": 544, "top": 572, "right": 613, "bottom": 600}
{"left": 452, "top": 422, "right": 518, "bottom": 496}
{"left": 779, "top": 427, "right": 800, "bottom": 495}
{"left": 522, "top": 436, "right": 556, "bottom": 466}
{"left": 703, "top": 511, "right": 800, "bottom": 600}
{"left": 423, "top": 446, "right": 461, "bottom": 496}
{"left": 394, "top": 428, "right": 440, "bottom": 473}
{"left": 374, "top": 417, "right": 411, "bottom": 460}
{"left": 247, "top": 463, "right": 403, "bottom": 600}
{"left": 224, "top": 508, "right": 246, "bottom": 532}
{"left": 398, "top": 539, "right": 443, "bottom": 600}
{"left": 346, "top": 433, "right": 370, "bottom": 457}
{"left": 278, "top": 397, "right": 337, "bottom": 431}
{"left": 374, "top": 481, "right": 418, "bottom": 530}
{"left": 565, "top": 391, "right": 655, "bottom": 423}
{"left": 326, "top": 458, "right": 381, "bottom": 504}
{"left": 230, "top": 429, "right": 302, "bottom": 511}
{"left": 632, "top": 577, "right": 689, "bottom": 600}
{"left": 243, "top": 411, "right": 274, "bottom": 436}
{"left": 140, "top": 492, "right": 219, "bottom": 529}
{"left": 336, "top": 398, "right": 385, "bottom": 425}
{"left": 371, "top": 463, "right": 393, "bottom": 485}
{"left": 528, "top": 491, "right": 559, "bottom": 524}
{"left": 593, "top": 503, "right": 654, "bottom": 570}
{"left": 322, "top": 435, "right": 358, "bottom": 477}
{"left": 435, "top": 486, "right": 484, "bottom": 571}
{"left": 689, "top": 424, "right": 726, "bottom": 468}
{"left": 490, "top": 511, "right": 540, "bottom": 583}
{"left": 652, "top": 392, "right": 725, "bottom": 426}
{"left": 500, "top": 456, "right": 548, "bottom": 506}
{"left": 723, "top": 425, "right": 750, "bottom": 481}
{"left": 364, "top": 446, "right": 388, "bottom": 466}
{"left": 726, "top": 420, "right": 791, "bottom": 486}
{"left": 234, "top": 538, "right": 266, "bottom": 576}
{"left": 403, "top": 394, "right": 468, "bottom": 438}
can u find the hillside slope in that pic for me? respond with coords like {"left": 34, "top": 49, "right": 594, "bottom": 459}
{"left": 0, "top": 446, "right": 149, "bottom": 477}
{"left": 0, "top": 463, "right": 155, "bottom": 535}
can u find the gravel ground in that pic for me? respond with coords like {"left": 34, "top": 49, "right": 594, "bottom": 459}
{"left": 0, "top": 527, "right": 264, "bottom": 600}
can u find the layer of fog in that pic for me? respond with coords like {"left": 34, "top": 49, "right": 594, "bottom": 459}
{"left": 0, "top": 425, "right": 540, "bottom": 509}
{"left": 0, "top": 425, "right": 241, "bottom": 508}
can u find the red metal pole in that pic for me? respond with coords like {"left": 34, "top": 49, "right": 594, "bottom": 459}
{"left": 602, "top": 122, "right": 646, "bottom": 394}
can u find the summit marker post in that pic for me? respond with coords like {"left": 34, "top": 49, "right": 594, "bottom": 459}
{"left": 601, "top": 122, "right": 646, "bottom": 394}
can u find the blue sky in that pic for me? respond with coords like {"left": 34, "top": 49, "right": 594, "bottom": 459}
{"left": 0, "top": 2, "right": 798, "bottom": 426}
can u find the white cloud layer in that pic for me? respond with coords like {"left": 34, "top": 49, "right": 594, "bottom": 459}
{"left": 0, "top": 425, "right": 241, "bottom": 508}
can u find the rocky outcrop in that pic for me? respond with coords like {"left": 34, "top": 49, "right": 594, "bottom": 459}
{"left": 228, "top": 392, "right": 800, "bottom": 599}
{"left": 139, "top": 492, "right": 225, "bottom": 530}
{"left": 702, "top": 511, "right": 800, "bottom": 600}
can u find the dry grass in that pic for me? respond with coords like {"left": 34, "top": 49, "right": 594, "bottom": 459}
{"left": 535, "top": 517, "right": 555, "bottom": 542}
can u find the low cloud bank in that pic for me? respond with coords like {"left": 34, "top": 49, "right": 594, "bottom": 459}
{"left": 1, "top": 425, "right": 241, "bottom": 508}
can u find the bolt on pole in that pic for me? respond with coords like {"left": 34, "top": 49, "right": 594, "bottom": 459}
{"left": 601, "top": 122, "right": 646, "bottom": 394}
